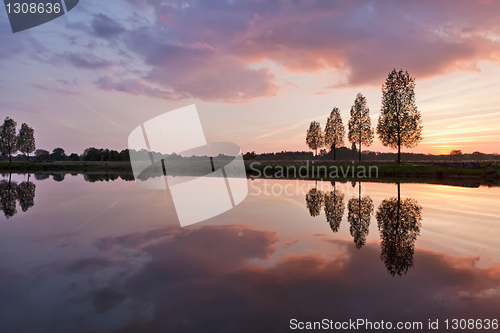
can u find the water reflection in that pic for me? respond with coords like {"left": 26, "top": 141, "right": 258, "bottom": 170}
{"left": 0, "top": 174, "right": 36, "bottom": 218}
{"left": 305, "top": 181, "right": 323, "bottom": 217}
{"left": 0, "top": 175, "right": 499, "bottom": 332}
{"left": 323, "top": 182, "right": 345, "bottom": 233}
{"left": 303, "top": 181, "right": 423, "bottom": 276}
{"left": 347, "top": 183, "right": 373, "bottom": 249}
{"left": 17, "top": 177, "right": 36, "bottom": 212}
{"left": 376, "top": 183, "right": 422, "bottom": 277}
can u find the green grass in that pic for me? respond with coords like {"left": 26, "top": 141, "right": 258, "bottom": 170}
{"left": 1, "top": 160, "right": 499, "bottom": 186}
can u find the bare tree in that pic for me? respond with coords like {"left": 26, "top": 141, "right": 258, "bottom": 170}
{"left": 306, "top": 121, "right": 324, "bottom": 160}
{"left": 348, "top": 93, "right": 374, "bottom": 161}
{"left": 0, "top": 117, "right": 18, "bottom": 163}
{"left": 17, "top": 123, "right": 36, "bottom": 161}
{"left": 325, "top": 107, "right": 345, "bottom": 161}
{"left": 377, "top": 69, "right": 423, "bottom": 163}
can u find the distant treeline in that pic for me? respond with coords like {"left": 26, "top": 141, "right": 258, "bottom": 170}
{"left": 244, "top": 147, "right": 500, "bottom": 162}
{"left": 3, "top": 146, "right": 498, "bottom": 163}
{"left": 1, "top": 147, "right": 237, "bottom": 162}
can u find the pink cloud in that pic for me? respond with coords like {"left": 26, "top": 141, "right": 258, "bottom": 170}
{"left": 105, "top": 0, "right": 500, "bottom": 100}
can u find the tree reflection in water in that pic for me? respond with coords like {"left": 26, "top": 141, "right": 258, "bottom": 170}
{"left": 376, "top": 183, "right": 422, "bottom": 277}
{"left": 305, "top": 181, "right": 324, "bottom": 217}
{"left": 347, "top": 183, "right": 373, "bottom": 249}
{"left": 0, "top": 174, "right": 36, "bottom": 218}
{"left": 323, "top": 182, "right": 345, "bottom": 233}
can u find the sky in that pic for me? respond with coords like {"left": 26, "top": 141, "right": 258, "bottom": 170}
{"left": 1, "top": 0, "right": 500, "bottom": 155}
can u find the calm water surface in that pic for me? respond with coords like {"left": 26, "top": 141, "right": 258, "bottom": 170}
{"left": 1, "top": 173, "right": 500, "bottom": 332}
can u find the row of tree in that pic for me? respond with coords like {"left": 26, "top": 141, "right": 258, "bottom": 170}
{"left": 0, "top": 117, "right": 36, "bottom": 162}
{"left": 306, "top": 69, "right": 423, "bottom": 163}
{"left": 244, "top": 148, "right": 500, "bottom": 162}
{"left": 33, "top": 147, "right": 130, "bottom": 162}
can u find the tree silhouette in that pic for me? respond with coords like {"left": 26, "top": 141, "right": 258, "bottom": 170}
{"left": 34, "top": 173, "right": 50, "bottom": 181}
{"left": 52, "top": 174, "right": 65, "bottom": 182}
{"left": 348, "top": 93, "right": 374, "bottom": 161}
{"left": 306, "top": 121, "right": 324, "bottom": 161}
{"left": 0, "top": 117, "right": 18, "bottom": 163}
{"left": 17, "top": 175, "right": 36, "bottom": 212}
{"left": 325, "top": 107, "right": 345, "bottom": 161}
{"left": 305, "top": 182, "right": 323, "bottom": 217}
{"left": 51, "top": 148, "right": 66, "bottom": 161}
{"left": 376, "top": 183, "right": 422, "bottom": 276}
{"left": 0, "top": 174, "right": 18, "bottom": 218}
{"left": 347, "top": 183, "right": 373, "bottom": 249}
{"left": 324, "top": 182, "right": 345, "bottom": 233}
{"left": 17, "top": 123, "right": 36, "bottom": 161}
{"left": 377, "top": 69, "right": 423, "bottom": 163}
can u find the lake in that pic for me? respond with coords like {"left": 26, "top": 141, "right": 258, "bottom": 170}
{"left": 1, "top": 173, "right": 500, "bottom": 332}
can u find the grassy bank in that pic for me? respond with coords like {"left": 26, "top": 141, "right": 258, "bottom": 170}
{"left": 1, "top": 160, "right": 499, "bottom": 186}
{"left": 245, "top": 160, "right": 500, "bottom": 186}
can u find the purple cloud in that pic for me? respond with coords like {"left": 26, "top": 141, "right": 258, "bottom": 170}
{"left": 110, "top": 0, "right": 500, "bottom": 101}
{"left": 91, "top": 14, "right": 126, "bottom": 38}
{"left": 56, "top": 52, "right": 112, "bottom": 70}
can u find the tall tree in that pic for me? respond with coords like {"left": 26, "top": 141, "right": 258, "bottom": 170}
{"left": 348, "top": 93, "right": 374, "bottom": 161}
{"left": 0, "top": 117, "right": 18, "bottom": 163}
{"left": 324, "top": 107, "right": 345, "bottom": 161}
{"left": 17, "top": 123, "right": 36, "bottom": 161}
{"left": 306, "top": 121, "right": 324, "bottom": 160}
{"left": 377, "top": 69, "right": 423, "bottom": 163}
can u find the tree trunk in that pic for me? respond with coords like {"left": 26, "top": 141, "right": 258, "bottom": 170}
{"left": 397, "top": 182, "right": 401, "bottom": 223}
{"left": 333, "top": 147, "right": 336, "bottom": 161}
{"left": 9, "top": 154, "right": 12, "bottom": 163}
{"left": 397, "top": 99, "right": 401, "bottom": 164}
{"left": 358, "top": 142, "right": 362, "bottom": 162}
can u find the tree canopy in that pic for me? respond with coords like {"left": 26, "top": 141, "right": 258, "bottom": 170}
{"left": 306, "top": 121, "right": 324, "bottom": 160}
{"left": 377, "top": 69, "right": 423, "bottom": 163}
{"left": 348, "top": 93, "right": 374, "bottom": 161}
{"left": 324, "top": 107, "right": 345, "bottom": 161}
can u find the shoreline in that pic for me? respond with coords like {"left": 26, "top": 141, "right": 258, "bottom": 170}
{"left": 1, "top": 160, "right": 499, "bottom": 187}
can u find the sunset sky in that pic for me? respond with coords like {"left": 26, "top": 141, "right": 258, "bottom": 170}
{"left": 1, "top": 0, "right": 500, "bottom": 155}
